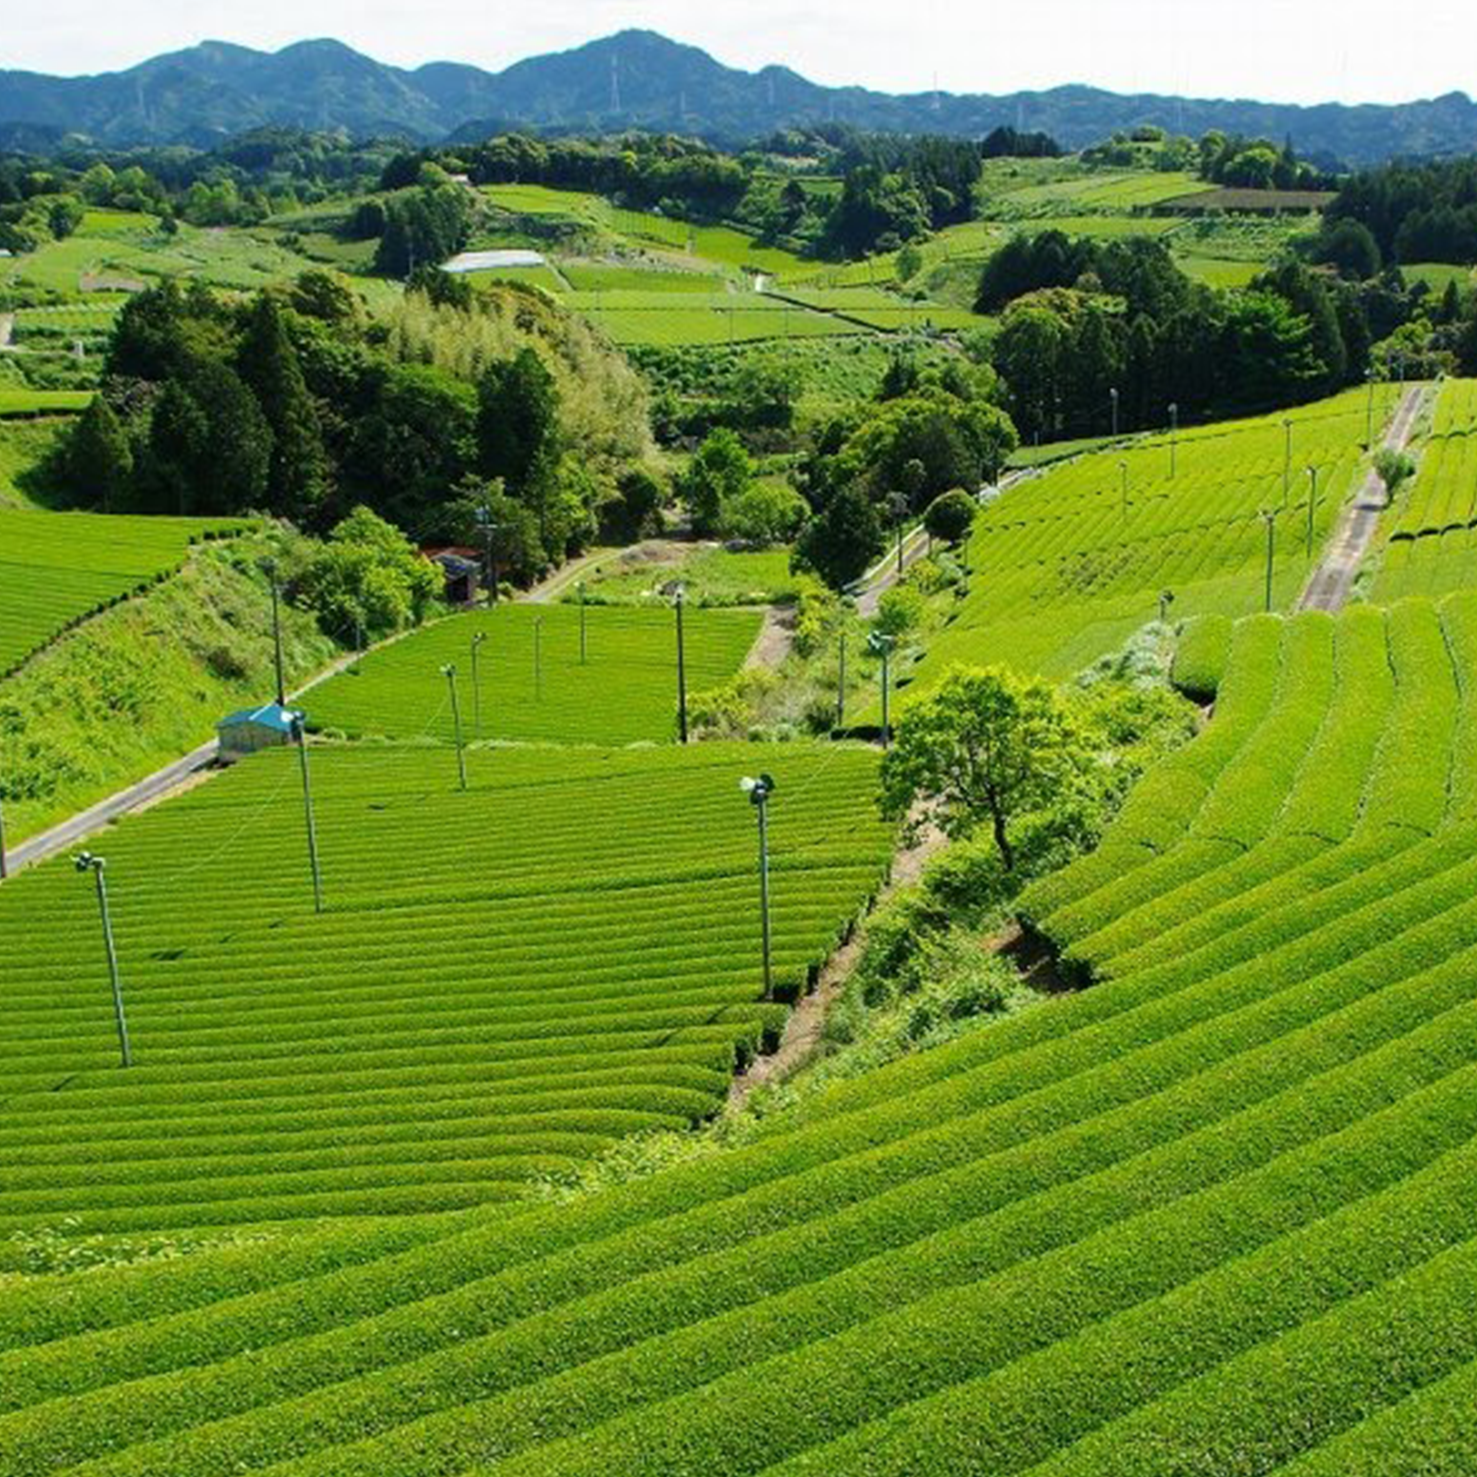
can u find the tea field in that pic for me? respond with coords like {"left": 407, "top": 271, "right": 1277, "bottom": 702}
{"left": 305, "top": 602, "right": 762, "bottom": 744}
{"left": 6, "top": 605, "right": 1477, "bottom": 1472}
{"left": 0, "top": 508, "right": 249, "bottom": 676}
{"left": 0, "top": 741, "right": 890, "bottom": 1237}
{"left": 888, "top": 386, "right": 1390, "bottom": 697}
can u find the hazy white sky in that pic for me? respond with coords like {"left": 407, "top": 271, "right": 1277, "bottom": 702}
{"left": 5, "top": 0, "right": 1476, "bottom": 105}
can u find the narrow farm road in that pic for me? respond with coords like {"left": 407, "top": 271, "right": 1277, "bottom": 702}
{"left": 3, "top": 630, "right": 413, "bottom": 879}
{"left": 1298, "top": 384, "right": 1428, "bottom": 613}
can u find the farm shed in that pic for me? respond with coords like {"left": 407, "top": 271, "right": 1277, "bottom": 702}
{"left": 423, "top": 547, "right": 482, "bottom": 605}
{"left": 217, "top": 701, "right": 300, "bottom": 758}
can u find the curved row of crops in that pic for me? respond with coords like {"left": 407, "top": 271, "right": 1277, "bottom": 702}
{"left": 7, "top": 615, "right": 1477, "bottom": 1466}
{"left": 1020, "top": 594, "right": 1477, "bottom": 985}
{"left": 0, "top": 509, "right": 248, "bottom": 677}
{"left": 0, "top": 740, "right": 891, "bottom": 1236}
{"left": 1376, "top": 377, "right": 1477, "bottom": 600}
{"left": 305, "top": 602, "right": 761, "bottom": 746}
{"left": 900, "top": 386, "right": 1385, "bottom": 689}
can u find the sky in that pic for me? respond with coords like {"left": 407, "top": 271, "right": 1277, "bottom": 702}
{"left": 4, "top": 0, "right": 1476, "bottom": 106}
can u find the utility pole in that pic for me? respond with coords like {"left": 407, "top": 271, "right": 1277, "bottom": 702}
{"left": 1118, "top": 461, "right": 1129, "bottom": 521}
{"left": 1283, "top": 418, "right": 1293, "bottom": 507}
{"left": 1109, "top": 386, "right": 1119, "bottom": 438}
{"left": 869, "top": 631, "right": 896, "bottom": 749}
{"left": 263, "top": 558, "right": 286, "bottom": 705}
{"left": 1305, "top": 466, "right": 1320, "bottom": 558}
{"left": 740, "top": 773, "right": 776, "bottom": 1000}
{"left": 476, "top": 503, "right": 500, "bottom": 606}
{"left": 75, "top": 852, "right": 130, "bottom": 1067}
{"left": 291, "top": 712, "right": 324, "bottom": 914}
{"left": 471, "top": 631, "right": 487, "bottom": 740}
{"left": 1263, "top": 511, "right": 1277, "bottom": 612}
{"left": 578, "top": 580, "right": 588, "bottom": 664}
{"left": 1168, "top": 402, "right": 1178, "bottom": 478}
{"left": 442, "top": 664, "right": 467, "bottom": 791}
{"left": 836, "top": 628, "right": 847, "bottom": 731}
{"left": 673, "top": 583, "right": 688, "bottom": 744}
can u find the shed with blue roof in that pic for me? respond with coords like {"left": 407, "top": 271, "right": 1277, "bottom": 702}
{"left": 217, "top": 702, "right": 301, "bottom": 759}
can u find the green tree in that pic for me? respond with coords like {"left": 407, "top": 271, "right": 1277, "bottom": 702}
{"left": 794, "top": 482, "right": 883, "bottom": 589}
{"left": 238, "top": 295, "right": 330, "bottom": 523}
{"left": 681, "top": 428, "right": 752, "bottom": 535}
{"left": 1373, "top": 448, "right": 1417, "bottom": 504}
{"left": 923, "top": 488, "right": 977, "bottom": 545}
{"left": 879, "top": 665, "right": 1091, "bottom": 870}
{"left": 298, "top": 505, "right": 442, "bottom": 640}
{"left": 65, "top": 394, "right": 133, "bottom": 513}
{"left": 146, "top": 360, "right": 272, "bottom": 515}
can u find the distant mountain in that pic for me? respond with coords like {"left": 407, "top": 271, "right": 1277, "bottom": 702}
{"left": 2, "top": 30, "right": 1475, "bottom": 164}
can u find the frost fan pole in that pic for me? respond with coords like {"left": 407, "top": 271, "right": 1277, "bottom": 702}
{"left": 292, "top": 712, "right": 324, "bottom": 914}
{"left": 442, "top": 664, "right": 467, "bottom": 791}
{"left": 76, "top": 852, "right": 131, "bottom": 1067}
{"left": 741, "top": 774, "right": 776, "bottom": 1001}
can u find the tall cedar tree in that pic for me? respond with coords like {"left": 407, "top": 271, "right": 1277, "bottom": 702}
{"left": 476, "top": 348, "right": 560, "bottom": 547}
{"left": 67, "top": 394, "right": 133, "bottom": 512}
{"left": 238, "top": 296, "right": 330, "bottom": 524}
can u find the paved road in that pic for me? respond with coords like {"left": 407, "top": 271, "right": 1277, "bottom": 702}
{"left": 1298, "top": 385, "right": 1427, "bottom": 613}
{"left": 2, "top": 640, "right": 388, "bottom": 880}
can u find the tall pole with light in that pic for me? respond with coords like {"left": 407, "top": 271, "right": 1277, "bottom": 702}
{"left": 1283, "top": 417, "right": 1293, "bottom": 507}
{"left": 290, "top": 710, "right": 324, "bottom": 914}
{"left": 442, "top": 664, "right": 467, "bottom": 791}
{"left": 1109, "top": 386, "right": 1119, "bottom": 438}
{"left": 75, "top": 851, "right": 131, "bottom": 1067}
{"left": 1263, "top": 511, "right": 1277, "bottom": 612}
{"left": 1168, "top": 402, "right": 1178, "bottom": 478}
{"left": 1118, "top": 461, "right": 1129, "bottom": 521}
{"left": 869, "top": 630, "right": 896, "bottom": 749}
{"left": 262, "top": 557, "right": 286, "bottom": 706}
{"left": 740, "top": 773, "right": 776, "bottom": 1000}
{"left": 471, "top": 631, "right": 487, "bottom": 741}
{"left": 671, "top": 582, "right": 689, "bottom": 745}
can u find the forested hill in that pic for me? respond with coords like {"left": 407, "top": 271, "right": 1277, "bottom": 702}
{"left": 1, "top": 29, "right": 1475, "bottom": 162}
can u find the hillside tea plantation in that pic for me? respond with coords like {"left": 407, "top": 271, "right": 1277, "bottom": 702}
{"left": 0, "top": 740, "right": 890, "bottom": 1236}
{"left": 306, "top": 603, "right": 762, "bottom": 744}
{"left": 0, "top": 509, "right": 249, "bottom": 676}
{"left": 894, "top": 387, "right": 1387, "bottom": 696}
{"left": 1375, "top": 377, "right": 1477, "bottom": 600}
{"left": 8, "top": 602, "right": 1477, "bottom": 1468}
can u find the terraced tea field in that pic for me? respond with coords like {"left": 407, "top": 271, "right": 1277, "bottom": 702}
{"left": 0, "top": 508, "right": 248, "bottom": 676}
{"left": 1375, "top": 378, "right": 1477, "bottom": 600}
{"left": 892, "top": 387, "right": 1388, "bottom": 693}
{"left": 8, "top": 605, "right": 1477, "bottom": 1472}
{"left": 572, "top": 290, "right": 867, "bottom": 346}
{"left": 0, "top": 741, "right": 890, "bottom": 1237}
{"left": 305, "top": 602, "right": 761, "bottom": 744}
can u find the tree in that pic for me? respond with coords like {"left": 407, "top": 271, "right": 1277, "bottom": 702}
{"left": 145, "top": 360, "right": 272, "bottom": 515}
{"left": 794, "top": 482, "right": 883, "bottom": 589}
{"left": 681, "top": 428, "right": 752, "bottom": 535}
{"left": 923, "top": 489, "right": 977, "bottom": 545}
{"left": 722, "top": 479, "right": 808, "bottom": 545}
{"left": 65, "top": 395, "right": 133, "bottom": 512}
{"left": 297, "top": 505, "right": 442, "bottom": 640}
{"left": 607, "top": 468, "right": 665, "bottom": 541}
{"left": 879, "top": 665, "right": 1091, "bottom": 871}
{"left": 238, "top": 295, "right": 330, "bottom": 523}
{"left": 1373, "top": 448, "right": 1417, "bottom": 504}
{"left": 476, "top": 348, "right": 561, "bottom": 552}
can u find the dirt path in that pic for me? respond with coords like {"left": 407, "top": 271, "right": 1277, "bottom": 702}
{"left": 744, "top": 604, "right": 795, "bottom": 670}
{"left": 1298, "top": 384, "right": 1427, "bottom": 613}
{"left": 726, "top": 820, "right": 945, "bottom": 1110}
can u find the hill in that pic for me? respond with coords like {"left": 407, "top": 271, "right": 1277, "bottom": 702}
{"left": 1, "top": 30, "right": 1475, "bottom": 161}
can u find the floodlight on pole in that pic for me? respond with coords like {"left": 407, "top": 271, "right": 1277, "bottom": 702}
{"left": 869, "top": 630, "right": 897, "bottom": 749}
{"left": 442, "top": 664, "right": 467, "bottom": 791}
{"left": 290, "top": 711, "right": 324, "bottom": 914}
{"left": 669, "top": 582, "right": 689, "bottom": 745}
{"left": 262, "top": 558, "right": 286, "bottom": 706}
{"left": 836, "top": 628, "right": 847, "bottom": 731}
{"left": 471, "top": 631, "right": 487, "bottom": 741}
{"left": 1262, "top": 511, "right": 1277, "bottom": 612}
{"left": 739, "top": 773, "right": 777, "bottom": 1000}
{"left": 74, "top": 851, "right": 131, "bottom": 1067}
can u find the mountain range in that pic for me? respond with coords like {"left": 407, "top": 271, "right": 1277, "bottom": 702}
{"left": 1, "top": 30, "right": 1474, "bottom": 164}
